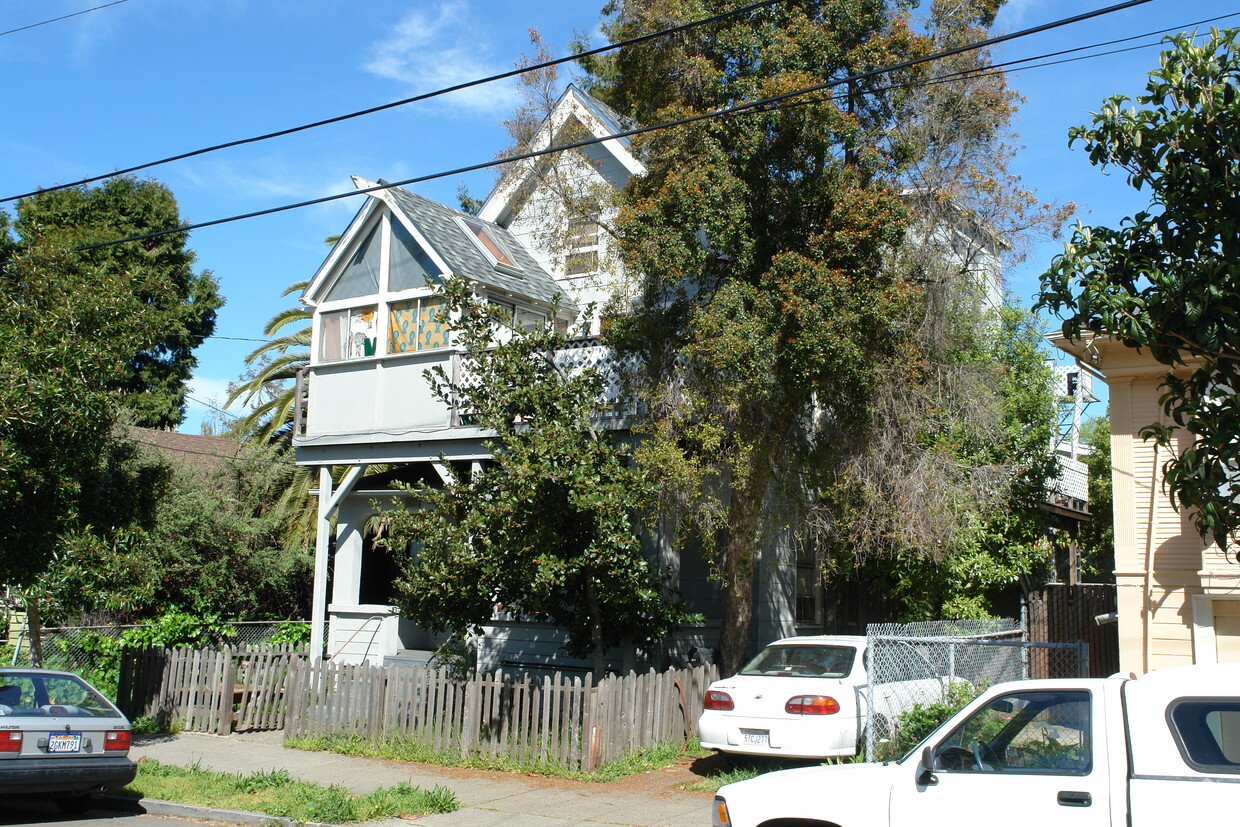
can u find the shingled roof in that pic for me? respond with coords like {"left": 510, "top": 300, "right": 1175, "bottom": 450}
{"left": 384, "top": 186, "right": 572, "bottom": 310}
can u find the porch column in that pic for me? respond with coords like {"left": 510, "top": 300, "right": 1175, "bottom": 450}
{"left": 310, "top": 466, "right": 334, "bottom": 662}
{"left": 309, "top": 464, "right": 368, "bottom": 662}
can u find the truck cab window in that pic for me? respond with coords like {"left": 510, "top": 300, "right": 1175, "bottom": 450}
{"left": 933, "top": 690, "right": 1091, "bottom": 775}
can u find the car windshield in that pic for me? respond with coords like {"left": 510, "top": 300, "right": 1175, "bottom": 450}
{"left": 0, "top": 672, "right": 121, "bottom": 718}
{"left": 739, "top": 644, "right": 856, "bottom": 678}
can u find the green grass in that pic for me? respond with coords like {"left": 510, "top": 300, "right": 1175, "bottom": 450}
{"left": 285, "top": 733, "right": 696, "bottom": 782}
{"left": 679, "top": 753, "right": 863, "bottom": 794}
{"left": 680, "top": 764, "right": 765, "bottom": 793}
{"left": 119, "top": 759, "right": 458, "bottom": 823}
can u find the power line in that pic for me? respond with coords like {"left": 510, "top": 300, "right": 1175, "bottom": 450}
{"left": 0, "top": 0, "right": 132, "bottom": 38}
{"left": 761, "top": 12, "right": 1238, "bottom": 121}
{"left": 64, "top": 11, "right": 1215, "bottom": 358}
{"left": 0, "top": 0, "right": 786, "bottom": 205}
{"left": 184, "top": 394, "right": 241, "bottom": 421}
{"left": 42, "top": 0, "right": 1159, "bottom": 259}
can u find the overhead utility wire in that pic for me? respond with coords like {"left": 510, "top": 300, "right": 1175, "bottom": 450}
{"left": 0, "top": 0, "right": 132, "bottom": 38}
{"left": 762, "top": 11, "right": 1237, "bottom": 120}
{"left": 50, "top": 0, "right": 1157, "bottom": 259}
{"left": 134, "top": 14, "right": 1225, "bottom": 354}
{"left": 0, "top": 0, "right": 785, "bottom": 205}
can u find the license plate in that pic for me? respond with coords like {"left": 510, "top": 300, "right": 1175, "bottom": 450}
{"left": 47, "top": 733, "right": 81, "bottom": 754}
{"left": 741, "top": 729, "right": 770, "bottom": 746}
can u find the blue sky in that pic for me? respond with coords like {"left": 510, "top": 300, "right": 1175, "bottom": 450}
{"left": 2, "top": 0, "right": 1235, "bottom": 433}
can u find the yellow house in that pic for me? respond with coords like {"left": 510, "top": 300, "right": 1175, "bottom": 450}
{"left": 1051, "top": 332, "right": 1240, "bottom": 673}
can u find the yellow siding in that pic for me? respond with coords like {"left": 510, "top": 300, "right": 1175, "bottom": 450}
{"left": 1056, "top": 337, "right": 1239, "bottom": 674}
{"left": 1215, "top": 600, "right": 1240, "bottom": 663}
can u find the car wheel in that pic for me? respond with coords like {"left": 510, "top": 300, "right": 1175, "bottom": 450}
{"left": 55, "top": 794, "right": 93, "bottom": 815}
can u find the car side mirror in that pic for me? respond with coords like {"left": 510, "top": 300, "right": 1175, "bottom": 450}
{"left": 917, "top": 746, "right": 938, "bottom": 786}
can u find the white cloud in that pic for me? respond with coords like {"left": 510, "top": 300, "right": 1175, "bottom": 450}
{"left": 362, "top": 1, "right": 518, "bottom": 117}
{"left": 997, "top": 0, "right": 1046, "bottom": 27}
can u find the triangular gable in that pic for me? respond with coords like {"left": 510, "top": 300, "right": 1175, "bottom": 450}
{"left": 304, "top": 177, "right": 574, "bottom": 313}
{"left": 478, "top": 84, "right": 645, "bottom": 228}
{"left": 301, "top": 194, "right": 385, "bottom": 308}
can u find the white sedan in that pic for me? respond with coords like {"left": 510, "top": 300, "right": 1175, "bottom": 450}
{"left": 698, "top": 635, "right": 949, "bottom": 760}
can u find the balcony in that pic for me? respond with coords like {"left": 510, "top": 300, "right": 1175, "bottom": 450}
{"left": 292, "top": 337, "right": 635, "bottom": 466}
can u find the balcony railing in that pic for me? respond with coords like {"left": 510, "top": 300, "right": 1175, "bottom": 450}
{"left": 294, "top": 337, "right": 635, "bottom": 447}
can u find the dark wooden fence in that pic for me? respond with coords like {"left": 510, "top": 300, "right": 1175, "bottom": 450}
{"left": 118, "top": 646, "right": 719, "bottom": 772}
{"left": 117, "top": 644, "right": 304, "bottom": 734}
{"left": 1025, "top": 583, "right": 1119, "bottom": 678}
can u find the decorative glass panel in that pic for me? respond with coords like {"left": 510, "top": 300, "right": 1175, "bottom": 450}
{"left": 326, "top": 225, "right": 381, "bottom": 301}
{"left": 389, "top": 219, "right": 442, "bottom": 291}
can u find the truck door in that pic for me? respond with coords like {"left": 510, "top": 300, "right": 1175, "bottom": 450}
{"left": 890, "top": 689, "right": 1114, "bottom": 827}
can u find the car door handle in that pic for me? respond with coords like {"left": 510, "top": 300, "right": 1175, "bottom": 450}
{"left": 1058, "top": 791, "right": 1091, "bottom": 807}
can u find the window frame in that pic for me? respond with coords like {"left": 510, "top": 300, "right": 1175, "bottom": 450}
{"left": 931, "top": 689, "right": 1094, "bottom": 776}
{"left": 1166, "top": 697, "right": 1240, "bottom": 774}
{"left": 457, "top": 216, "right": 524, "bottom": 276}
{"left": 314, "top": 212, "right": 456, "bottom": 363}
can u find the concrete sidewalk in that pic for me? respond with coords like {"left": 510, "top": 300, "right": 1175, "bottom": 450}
{"left": 129, "top": 731, "right": 712, "bottom": 826}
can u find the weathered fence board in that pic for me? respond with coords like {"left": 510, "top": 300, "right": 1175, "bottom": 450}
{"left": 121, "top": 644, "right": 717, "bottom": 772}
{"left": 277, "top": 660, "right": 716, "bottom": 772}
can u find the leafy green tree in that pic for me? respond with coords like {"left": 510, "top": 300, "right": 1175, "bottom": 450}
{"left": 1078, "top": 413, "right": 1115, "bottom": 582}
{"left": 8, "top": 177, "right": 222, "bottom": 428}
{"left": 0, "top": 234, "right": 154, "bottom": 590}
{"left": 1039, "top": 29, "right": 1240, "bottom": 554}
{"left": 583, "top": 0, "right": 1059, "bottom": 669}
{"left": 34, "top": 435, "right": 310, "bottom": 626}
{"left": 826, "top": 305, "right": 1059, "bottom": 620}
{"left": 227, "top": 280, "right": 310, "bottom": 445}
{"left": 588, "top": 0, "right": 924, "bottom": 673}
{"left": 385, "top": 278, "right": 684, "bottom": 676}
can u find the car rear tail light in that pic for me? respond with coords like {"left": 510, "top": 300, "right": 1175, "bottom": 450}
{"left": 704, "top": 690, "right": 735, "bottom": 711}
{"left": 0, "top": 731, "right": 22, "bottom": 752}
{"left": 104, "top": 731, "right": 131, "bottom": 751}
{"left": 785, "top": 695, "right": 841, "bottom": 715}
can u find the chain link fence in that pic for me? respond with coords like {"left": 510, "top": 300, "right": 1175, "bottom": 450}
{"left": 861, "top": 620, "right": 1089, "bottom": 762}
{"left": 6, "top": 621, "right": 316, "bottom": 676}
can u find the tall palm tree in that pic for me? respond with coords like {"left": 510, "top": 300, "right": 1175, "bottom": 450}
{"left": 227, "top": 280, "right": 317, "bottom": 550}
{"left": 227, "top": 280, "right": 310, "bottom": 444}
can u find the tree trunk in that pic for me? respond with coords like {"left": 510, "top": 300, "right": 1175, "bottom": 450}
{"left": 586, "top": 579, "right": 606, "bottom": 680}
{"left": 717, "top": 427, "right": 785, "bottom": 676}
{"left": 26, "top": 597, "right": 44, "bottom": 668}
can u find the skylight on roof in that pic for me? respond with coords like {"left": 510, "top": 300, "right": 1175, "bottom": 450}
{"left": 460, "top": 217, "right": 520, "bottom": 272}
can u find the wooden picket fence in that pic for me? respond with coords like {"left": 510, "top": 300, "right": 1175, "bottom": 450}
{"left": 117, "top": 644, "right": 305, "bottom": 734}
{"left": 118, "top": 645, "right": 719, "bottom": 772}
{"left": 280, "top": 654, "right": 714, "bottom": 773}
{"left": 282, "top": 659, "right": 719, "bottom": 772}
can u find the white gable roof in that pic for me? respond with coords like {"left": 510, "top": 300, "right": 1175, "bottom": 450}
{"left": 478, "top": 84, "right": 645, "bottom": 227}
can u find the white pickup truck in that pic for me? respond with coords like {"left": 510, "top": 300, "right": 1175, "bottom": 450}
{"left": 711, "top": 663, "right": 1240, "bottom": 827}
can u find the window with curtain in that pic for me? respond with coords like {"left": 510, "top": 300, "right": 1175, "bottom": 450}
{"left": 389, "top": 296, "right": 449, "bottom": 354}
{"left": 320, "top": 305, "right": 378, "bottom": 361}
